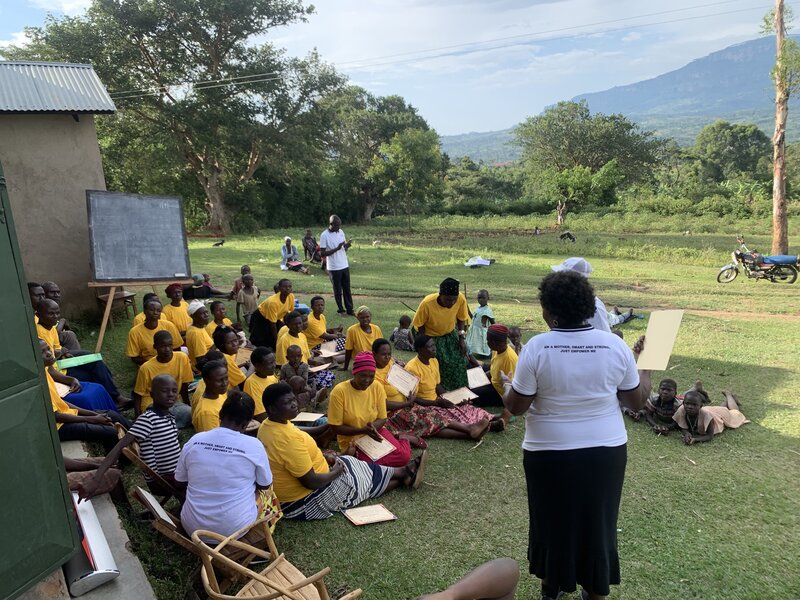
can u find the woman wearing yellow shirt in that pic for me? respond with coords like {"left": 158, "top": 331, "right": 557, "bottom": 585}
{"left": 250, "top": 278, "right": 294, "bottom": 350}
{"left": 411, "top": 277, "right": 470, "bottom": 390}
{"left": 374, "top": 339, "right": 492, "bottom": 444}
{"left": 205, "top": 300, "right": 234, "bottom": 336}
{"left": 343, "top": 306, "right": 383, "bottom": 370}
{"left": 405, "top": 334, "right": 501, "bottom": 437}
{"left": 192, "top": 360, "right": 230, "bottom": 432}
{"left": 275, "top": 311, "right": 311, "bottom": 365}
{"left": 243, "top": 347, "right": 279, "bottom": 420}
{"left": 306, "top": 296, "right": 345, "bottom": 350}
{"left": 162, "top": 283, "right": 192, "bottom": 335}
{"left": 186, "top": 301, "right": 215, "bottom": 369}
{"left": 328, "top": 352, "right": 412, "bottom": 467}
{"left": 212, "top": 325, "right": 247, "bottom": 389}
{"left": 471, "top": 324, "right": 516, "bottom": 426}
{"left": 257, "top": 382, "right": 425, "bottom": 520}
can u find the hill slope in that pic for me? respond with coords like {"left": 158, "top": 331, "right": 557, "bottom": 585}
{"left": 441, "top": 36, "right": 799, "bottom": 160}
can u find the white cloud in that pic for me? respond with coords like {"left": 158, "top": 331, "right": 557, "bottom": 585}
{"left": 0, "top": 31, "right": 28, "bottom": 49}
{"left": 27, "top": 0, "right": 91, "bottom": 16}
{"left": 622, "top": 31, "right": 642, "bottom": 43}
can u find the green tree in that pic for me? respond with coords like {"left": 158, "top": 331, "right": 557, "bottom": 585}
{"left": 321, "top": 86, "right": 430, "bottom": 221}
{"left": 547, "top": 160, "right": 624, "bottom": 225}
{"left": 367, "top": 129, "right": 444, "bottom": 228}
{"left": 5, "top": 0, "right": 342, "bottom": 234}
{"left": 693, "top": 120, "right": 771, "bottom": 180}
{"left": 514, "top": 100, "right": 664, "bottom": 183}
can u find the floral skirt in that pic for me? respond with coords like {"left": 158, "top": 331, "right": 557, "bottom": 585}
{"left": 385, "top": 404, "right": 450, "bottom": 446}
{"left": 430, "top": 402, "right": 493, "bottom": 426}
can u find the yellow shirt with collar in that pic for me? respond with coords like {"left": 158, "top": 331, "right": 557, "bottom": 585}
{"left": 257, "top": 418, "right": 328, "bottom": 503}
{"left": 134, "top": 352, "right": 194, "bottom": 411}
{"left": 327, "top": 380, "right": 388, "bottom": 451}
{"left": 344, "top": 323, "right": 383, "bottom": 354}
{"left": 404, "top": 356, "right": 440, "bottom": 400}
{"left": 305, "top": 313, "right": 328, "bottom": 348}
{"left": 206, "top": 318, "right": 233, "bottom": 336}
{"left": 411, "top": 292, "right": 469, "bottom": 337}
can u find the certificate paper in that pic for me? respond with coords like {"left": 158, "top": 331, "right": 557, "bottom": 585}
{"left": 387, "top": 363, "right": 419, "bottom": 397}
{"left": 441, "top": 387, "right": 479, "bottom": 405}
{"left": 636, "top": 310, "right": 684, "bottom": 370}
{"left": 342, "top": 503, "right": 397, "bottom": 526}
{"left": 354, "top": 434, "right": 396, "bottom": 461}
{"left": 291, "top": 412, "right": 325, "bottom": 423}
{"left": 466, "top": 366, "right": 491, "bottom": 389}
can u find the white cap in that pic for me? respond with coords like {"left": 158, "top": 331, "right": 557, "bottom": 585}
{"left": 284, "top": 236, "right": 292, "bottom": 241}
{"left": 187, "top": 300, "right": 205, "bottom": 315}
{"left": 551, "top": 257, "right": 593, "bottom": 277}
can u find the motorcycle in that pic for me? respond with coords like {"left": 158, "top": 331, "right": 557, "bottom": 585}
{"left": 717, "top": 236, "right": 798, "bottom": 284}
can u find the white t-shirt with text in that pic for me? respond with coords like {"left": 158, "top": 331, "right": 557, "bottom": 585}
{"left": 512, "top": 326, "right": 639, "bottom": 452}
{"left": 319, "top": 228, "right": 349, "bottom": 271}
{"left": 175, "top": 427, "right": 272, "bottom": 537}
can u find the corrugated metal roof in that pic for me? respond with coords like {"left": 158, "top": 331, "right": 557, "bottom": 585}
{"left": 0, "top": 61, "right": 116, "bottom": 114}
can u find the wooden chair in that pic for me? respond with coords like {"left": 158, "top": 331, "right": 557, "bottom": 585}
{"left": 95, "top": 288, "right": 137, "bottom": 327}
{"left": 115, "top": 423, "right": 180, "bottom": 503}
{"left": 133, "top": 485, "right": 198, "bottom": 557}
{"left": 192, "top": 517, "right": 362, "bottom": 600}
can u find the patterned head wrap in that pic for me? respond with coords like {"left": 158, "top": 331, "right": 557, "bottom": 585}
{"left": 439, "top": 277, "right": 460, "bottom": 296}
{"left": 352, "top": 351, "right": 377, "bottom": 374}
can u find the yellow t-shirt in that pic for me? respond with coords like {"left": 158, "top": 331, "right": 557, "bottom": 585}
{"left": 191, "top": 380, "right": 205, "bottom": 415}
{"left": 405, "top": 356, "right": 440, "bottom": 400}
{"left": 243, "top": 373, "right": 280, "bottom": 416}
{"left": 490, "top": 348, "right": 518, "bottom": 396}
{"left": 257, "top": 419, "right": 328, "bottom": 503}
{"left": 275, "top": 332, "right": 310, "bottom": 365}
{"left": 186, "top": 325, "right": 214, "bottom": 367}
{"left": 277, "top": 327, "right": 289, "bottom": 341}
{"left": 224, "top": 352, "right": 246, "bottom": 388}
{"left": 305, "top": 313, "right": 328, "bottom": 348}
{"left": 206, "top": 318, "right": 233, "bottom": 336}
{"left": 126, "top": 321, "right": 183, "bottom": 361}
{"left": 36, "top": 323, "right": 61, "bottom": 355}
{"left": 133, "top": 313, "right": 169, "bottom": 327}
{"left": 411, "top": 292, "right": 469, "bottom": 337}
{"left": 161, "top": 301, "right": 192, "bottom": 333}
{"left": 46, "top": 371, "right": 77, "bottom": 428}
{"left": 328, "top": 380, "right": 388, "bottom": 451}
{"left": 134, "top": 352, "right": 194, "bottom": 411}
{"left": 344, "top": 323, "right": 384, "bottom": 354}
{"left": 374, "top": 363, "right": 404, "bottom": 403}
{"left": 192, "top": 393, "right": 228, "bottom": 432}
{"left": 258, "top": 293, "right": 295, "bottom": 322}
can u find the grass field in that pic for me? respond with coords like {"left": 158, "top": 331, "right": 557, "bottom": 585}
{"left": 83, "top": 220, "right": 800, "bottom": 599}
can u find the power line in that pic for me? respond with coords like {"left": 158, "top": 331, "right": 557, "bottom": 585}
{"left": 108, "top": 1, "right": 773, "bottom": 101}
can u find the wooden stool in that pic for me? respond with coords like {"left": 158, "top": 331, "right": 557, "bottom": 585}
{"left": 95, "top": 289, "right": 137, "bottom": 327}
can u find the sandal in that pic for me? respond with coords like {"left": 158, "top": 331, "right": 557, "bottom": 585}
{"left": 410, "top": 450, "right": 429, "bottom": 490}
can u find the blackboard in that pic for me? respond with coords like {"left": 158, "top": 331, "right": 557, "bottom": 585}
{"left": 86, "top": 190, "right": 192, "bottom": 282}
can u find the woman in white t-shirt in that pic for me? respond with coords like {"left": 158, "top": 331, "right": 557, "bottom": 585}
{"left": 503, "top": 271, "right": 651, "bottom": 600}
{"left": 175, "top": 390, "right": 277, "bottom": 539}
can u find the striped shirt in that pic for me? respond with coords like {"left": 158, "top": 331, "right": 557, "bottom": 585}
{"left": 129, "top": 408, "right": 181, "bottom": 478}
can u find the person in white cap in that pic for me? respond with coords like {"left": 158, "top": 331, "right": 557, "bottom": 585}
{"left": 280, "top": 236, "right": 308, "bottom": 273}
{"left": 550, "top": 257, "right": 612, "bottom": 332}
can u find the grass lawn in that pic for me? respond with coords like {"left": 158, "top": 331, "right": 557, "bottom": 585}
{"left": 83, "top": 221, "right": 800, "bottom": 599}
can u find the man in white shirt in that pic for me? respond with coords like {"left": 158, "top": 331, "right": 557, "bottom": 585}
{"left": 319, "top": 214, "right": 354, "bottom": 315}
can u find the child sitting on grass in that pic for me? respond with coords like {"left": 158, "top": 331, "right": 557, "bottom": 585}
{"left": 508, "top": 326, "right": 523, "bottom": 355}
{"left": 77, "top": 374, "right": 184, "bottom": 500}
{"left": 673, "top": 389, "right": 749, "bottom": 445}
{"left": 390, "top": 315, "right": 414, "bottom": 352}
{"left": 466, "top": 289, "right": 495, "bottom": 359}
{"left": 133, "top": 330, "right": 193, "bottom": 427}
{"left": 243, "top": 347, "right": 280, "bottom": 422}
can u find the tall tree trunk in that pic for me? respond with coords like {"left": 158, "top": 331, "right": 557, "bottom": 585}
{"left": 772, "top": 0, "right": 790, "bottom": 255}
{"left": 360, "top": 185, "right": 378, "bottom": 221}
{"left": 205, "top": 183, "right": 231, "bottom": 236}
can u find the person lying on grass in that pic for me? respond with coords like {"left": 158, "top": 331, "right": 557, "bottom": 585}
{"left": 372, "top": 338, "right": 494, "bottom": 446}
{"left": 673, "top": 390, "right": 749, "bottom": 445}
{"left": 133, "top": 330, "right": 193, "bottom": 427}
{"left": 343, "top": 306, "right": 383, "bottom": 370}
{"left": 126, "top": 298, "right": 182, "bottom": 366}
{"left": 78, "top": 374, "right": 185, "bottom": 501}
{"left": 192, "top": 360, "right": 230, "bottom": 433}
{"left": 637, "top": 378, "right": 680, "bottom": 434}
{"left": 212, "top": 325, "right": 246, "bottom": 390}
{"left": 328, "top": 351, "right": 413, "bottom": 468}
{"left": 257, "top": 382, "right": 427, "bottom": 520}
{"left": 405, "top": 333, "right": 501, "bottom": 436}
{"left": 42, "top": 339, "right": 130, "bottom": 453}
{"left": 185, "top": 300, "right": 214, "bottom": 371}
{"left": 243, "top": 347, "right": 279, "bottom": 422}
{"left": 161, "top": 283, "right": 191, "bottom": 336}
{"left": 415, "top": 558, "right": 520, "bottom": 600}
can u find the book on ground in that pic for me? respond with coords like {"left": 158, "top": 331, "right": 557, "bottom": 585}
{"left": 387, "top": 363, "right": 419, "bottom": 397}
{"left": 354, "top": 434, "right": 396, "bottom": 461}
{"left": 291, "top": 412, "right": 325, "bottom": 423}
{"left": 637, "top": 310, "right": 684, "bottom": 370}
{"left": 342, "top": 503, "right": 397, "bottom": 526}
{"left": 466, "top": 366, "right": 491, "bottom": 389}
{"left": 442, "top": 387, "right": 478, "bottom": 405}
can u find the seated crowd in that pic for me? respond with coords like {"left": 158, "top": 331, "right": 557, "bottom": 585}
{"left": 34, "top": 258, "right": 747, "bottom": 596}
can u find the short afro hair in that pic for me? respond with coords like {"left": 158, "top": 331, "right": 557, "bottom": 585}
{"left": 538, "top": 271, "right": 596, "bottom": 326}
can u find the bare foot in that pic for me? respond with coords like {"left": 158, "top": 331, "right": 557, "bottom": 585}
{"left": 398, "top": 433, "right": 426, "bottom": 449}
{"left": 468, "top": 418, "right": 491, "bottom": 440}
{"left": 489, "top": 417, "right": 505, "bottom": 432}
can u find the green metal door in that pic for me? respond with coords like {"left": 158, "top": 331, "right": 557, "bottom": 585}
{"left": 0, "top": 162, "right": 79, "bottom": 599}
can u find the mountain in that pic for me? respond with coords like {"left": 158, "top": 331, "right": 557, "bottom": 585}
{"left": 440, "top": 36, "right": 799, "bottom": 161}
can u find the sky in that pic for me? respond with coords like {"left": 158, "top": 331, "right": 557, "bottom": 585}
{"left": 0, "top": 0, "right": 780, "bottom": 135}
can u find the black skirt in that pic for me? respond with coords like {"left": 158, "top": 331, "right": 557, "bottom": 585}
{"left": 523, "top": 444, "right": 627, "bottom": 597}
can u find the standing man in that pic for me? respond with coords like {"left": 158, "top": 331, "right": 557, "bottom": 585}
{"left": 320, "top": 215, "right": 353, "bottom": 316}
